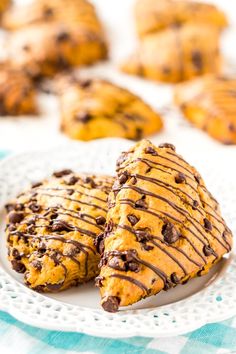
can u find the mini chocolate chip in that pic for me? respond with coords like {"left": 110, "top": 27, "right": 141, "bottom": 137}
{"left": 158, "top": 143, "right": 176, "bottom": 151}
{"left": 182, "top": 277, "right": 190, "bottom": 285}
{"left": 116, "top": 152, "right": 127, "bottom": 167}
{"left": 204, "top": 218, "right": 212, "bottom": 231}
{"left": 135, "top": 127, "right": 143, "bottom": 140}
{"left": 29, "top": 203, "right": 41, "bottom": 213}
{"left": 135, "top": 230, "right": 150, "bottom": 242}
{"left": 192, "top": 200, "right": 199, "bottom": 210}
{"left": 9, "top": 212, "right": 24, "bottom": 224}
{"left": 79, "top": 79, "right": 92, "bottom": 88}
{"left": 75, "top": 112, "right": 91, "bottom": 123}
{"left": 22, "top": 44, "right": 31, "bottom": 52}
{"left": 32, "top": 182, "right": 42, "bottom": 188}
{"left": 53, "top": 169, "right": 72, "bottom": 178}
{"left": 135, "top": 198, "right": 148, "bottom": 209}
{"left": 128, "top": 262, "right": 140, "bottom": 272}
{"left": 229, "top": 123, "right": 236, "bottom": 132}
{"left": 47, "top": 282, "right": 63, "bottom": 291}
{"left": 108, "top": 257, "right": 126, "bottom": 271}
{"left": 175, "top": 172, "right": 186, "bottom": 184}
{"left": 170, "top": 272, "right": 179, "bottom": 284}
{"left": 83, "top": 176, "right": 96, "bottom": 188}
{"left": 191, "top": 51, "right": 203, "bottom": 71}
{"left": 163, "top": 280, "right": 172, "bottom": 291}
{"left": 105, "top": 220, "right": 114, "bottom": 233}
{"left": 95, "top": 275, "right": 104, "bottom": 287}
{"left": 94, "top": 233, "right": 105, "bottom": 254}
{"left": 143, "top": 244, "right": 154, "bottom": 251}
{"left": 146, "top": 167, "right": 152, "bottom": 173}
{"left": 130, "top": 176, "right": 137, "bottom": 185}
{"left": 102, "top": 296, "right": 120, "bottom": 312}
{"left": 118, "top": 173, "right": 128, "bottom": 184}
{"left": 8, "top": 224, "right": 16, "bottom": 232}
{"left": 162, "top": 222, "right": 180, "bottom": 244}
{"left": 203, "top": 245, "right": 214, "bottom": 256}
{"left": 145, "top": 147, "right": 158, "bottom": 156}
{"left": 31, "top": 260, "right": 42, "bottom": 271}
{"left": 51, "top": 220, "right": 73, "bottom": 232}
{"left": 96, "top": 216, "right": 106, "bottom": 225}
{"left": 56, "top": 31, "right": 70, "bottom": 42}
{"left": 11, "top": 260, "right": 26, "bottom": 273}
{"left": 151, "top": 278, "right": 156, "bottom": 284}
{"left": 127, "top": 214, "right": 139, "bottom": 226}
{"left": 12, "top": 248, "right": 21, "bottom": 260}
{"left": 67, "top": 189, "right": 74, "bottom": 195}
{"left": 44, "top": 6, "right": 54, "bottom": 17}
{"left": 50, "top": 213, "right": 58, "bottom": 220}
{"left": 5, "top": 203, "right": 15, "bottom": 212}
{"left": 67, "top": 176, "right": 78, "bottom": 185}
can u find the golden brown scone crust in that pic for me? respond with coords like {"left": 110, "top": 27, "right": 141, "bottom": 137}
{"left": 6, "top": 170, "right": 114, "bottom": 292}
{"left": 59, "top": 78, "right": 163, "bottom": 141}
{"left": 0, "top": 65, "right": 37, "bottom": 116}
{"left": 135, "top": 0, "right": 228, "bottom": 37}
{"left": 0, "top": 0, "right": 11, "bottom": 18}
{"left": 122, "top": 24, "right": 221, "bottom": 83}
{"left": 3, "top": 0, "right": 104, "bottom": 34}
{"left": 96, "top": 140, "right": 232, "bottom": 312}
{"left": 174, "top": 75, "right": 236, "bottom": 144}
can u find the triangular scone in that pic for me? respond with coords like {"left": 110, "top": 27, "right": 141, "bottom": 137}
{"left": 6, "top": 171, "right": 113, "bottom": 292}
{"left": 59, "top": 78, "right": 163, "bottom": 141}
{"left": 121, "top": 24, "right": 221, "bottom": 83}
{"left": 96, "top": 140, "right": 233, "bottom": 312}
{"left": 174, "top": 75, "right": 236, "bottom": 145}
{"left": 135, "top": 0, "right": 228, "bottom": 38}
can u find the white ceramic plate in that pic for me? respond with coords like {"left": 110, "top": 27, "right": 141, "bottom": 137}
{"left": 0, "top": 138, "right": 235, "bottom": 338}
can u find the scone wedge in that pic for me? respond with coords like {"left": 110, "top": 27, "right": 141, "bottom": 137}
{"left": 6, "top": 170, "right": 113, "bottom": 292}
{"left": 96, "top": 140, "right": 233, "bottom": 312}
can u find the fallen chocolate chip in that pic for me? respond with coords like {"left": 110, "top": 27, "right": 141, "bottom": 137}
{"left": 32, "top": 182, "right": 42, "bottom": 188}
{"left": 29, "top": 203, "right": 42, "bottom": 213}
{"left": 67, "top": 176, "right": 78, "bottom": 185}
{"left": 118, "top": 173, "right": 128, "bottom": 184}
{"left": 203, "top": 218, "right": 212, "bottom": 231}
{"left": 56, "top": 31, "right": 70, "bottom": 42}
{"left": 9, "top": 212, "right": 24, "bottom": 224}
{"left": 11, "top": 260, "right": 26, "bottom": 273}
{"left": 175, "top": 172, "right": 186, "bottom": 184}
{"left": 31, "top": 260, "right": 42, "bottom": 271}
{"left": 51, "top": 220, "right": 73, "bottom": 232}
{"left": 135, "top": 198, "right": 148, "bottom": 209}
{"left": 102, "top": 296, "right": 120, "bottom": 312}
{"left": 162, "top": 222, "right": 180, "bottom": 244}
{"left": 127, "top": 214, "right": 139, "bottom": 226}
{"left": 75, "top": 112, "right": 91, "bottom": 123}
{"left": 145, "top": 147, "right": 158, "bottom": 156}
{"left": 158, "top": 143, "right": 176, "bottom": 151}
{"left": 108, "top": 257, "right": 126, "bottom": 271}
{"left": 203, "top": 245, "right": 214, "bottom": 256}
{"left": 96, "top": 216, "right": 106, "bottom": 225}
{"left": 170, "top": 272, "right": 179, "bottom": 284}
{"left": 53, "top": 169, "right": 72, "bottom": 178}
{"left": 95, "top": 275, "right": 104, "bottom": 287}
{"left": 191, "top": 51, "right": 203, "bottom": 71}
{"left": 192, "top": 200, "right": 199, "bottom": 210}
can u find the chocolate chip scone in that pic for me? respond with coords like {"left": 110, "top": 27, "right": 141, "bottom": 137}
{"left": 59, "top": 78, "right": 163, "bottom": 141}
{"left": 96, "top": 140, "right": 232, "bottom": 312}
{"left": 6, "top": 170, "right": 114, "bottom": 292}
{"left": 0, "top": 0, "right": 11, "bottom": 20}
{"left": 0, "top": 65, "right": 37, "bottom": 116}
{"left": 135, "top": 0, "right": 228, "bottom": 37}
{"left": 122, "top": 24, "right": 221, "bottom": 83}
{"left": 174, "top": 75, "right": 236, "bottom": 145}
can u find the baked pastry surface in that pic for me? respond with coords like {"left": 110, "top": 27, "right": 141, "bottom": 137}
{"left": 0, "top": 0, "right": 11, "bottom": 18}
{"left": 135, "top": 0, "right": 228, "bottom": 37}
{"left": 96, "top": 139, "right": 233, "bottom": 312}
{"left": 122, "top": 24, "right": 221, "bottom": 83}
{"left": 5, "top": 0, "right": 107, "bottom": 78}
{"left": 175, "top": 75, "right": 236, "bottom": 144}
{"left": 59, "top": 78, "right": 163, "bottom": 140}
{"left": 0, "top": 65, "right": 37, "bottom": 116}
{"left": 6, "top": 171, "right": 113, "bottom": 292}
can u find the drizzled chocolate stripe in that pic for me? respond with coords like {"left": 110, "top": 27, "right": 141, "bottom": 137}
{"left": 35, "top": 193, "right": 107, "bottom": 212}
{"left": 120, "top": 184, "right": 228, "bottom": 252}
{"left": 38, "top": 187, "right": 107, "bottom": 203}
{"left": 109, "top": 274, "right": 148, "bottom": 294}
{"left": 119, "top": 199, "right": 207, "bottom": 263}
{"left": 31, "top": 223, "right": 97, "bottom": 238}
{"left": 118, "top": 224, "right": 189, "bottom": 273}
